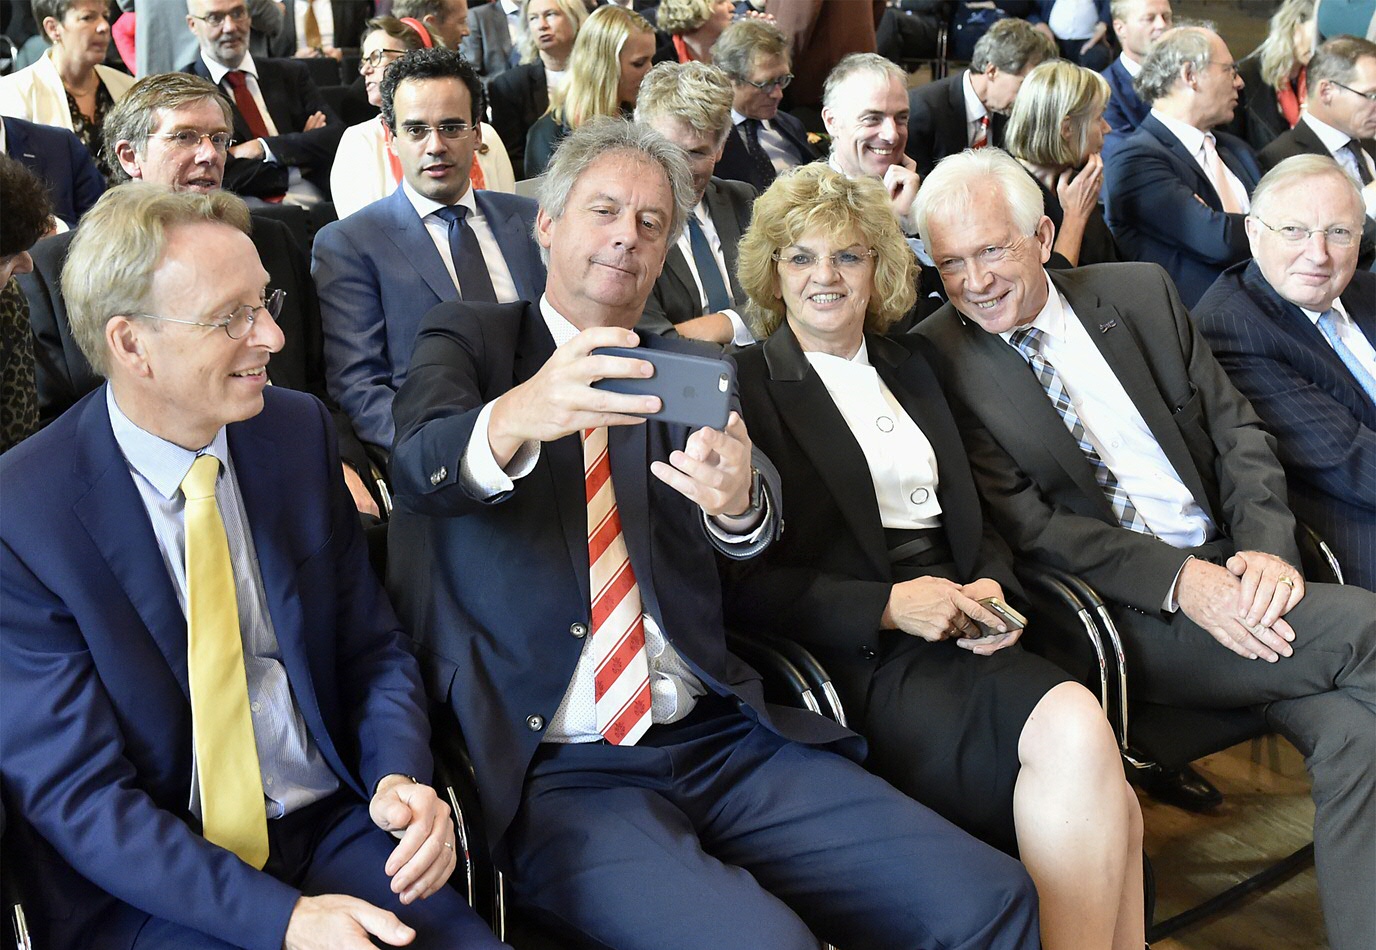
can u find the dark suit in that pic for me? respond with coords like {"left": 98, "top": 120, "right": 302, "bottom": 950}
{"left": 906, "top": 71, "right": 1007, "bottom": 178}
{"left": 713, "top": 110, "right": 817, "bottom": 190}
{"left": 487, "top": 62, "right": 547, "bottom": 180}
{"left": 723, "top": 324, "right": 1077, "bottom": 853}
{"left": 310, "top": 186, "right": 546, "bottom": 450}
{"left": 641, "top": 177, "right": 754, "bottom": 337}
{"left": 183, "top": 56, "right": 347, "bottom": 198}
{"left": 3, "top": 116, "right": 104, "bottom": 227}
{"left": 385, "top": 298, "right": 1039, "bottom": 948}
{"left": 1100, "top": 57, "right": 1148, "bottom": 162}
{"left": 918, "top": 262, "right": 1376, "bottom": 950}
{"left": 461, "top": 0, "right": 517, "bottom": 79}
{"left": 1196, "top": 262, "right": 1376, "bottom": 591}
{"left": 1103, "top": 114, "right": 1261, "bottom": 307}
{"left": 0, "top": 387, "right": 497, "bottom": 950}
{"left": 1257, "top": 117, "right": 1376, "bottom": 267}
{"left": 1222, "top": 55, "right": 1293, "bottom": 153}
{"left": 268, "top": 0, "right": 373, "bottom": 55}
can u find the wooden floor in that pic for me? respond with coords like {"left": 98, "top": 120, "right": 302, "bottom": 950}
{"left": 1142, "top": 738, "right": 1325, "bottom": 949}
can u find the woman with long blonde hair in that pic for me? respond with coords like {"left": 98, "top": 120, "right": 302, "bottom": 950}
{"left": 1228, "top": 0, "right": 1319, "bottom": 149}
{"left": 522, "top": 4, "right": 657, "bottom": 177}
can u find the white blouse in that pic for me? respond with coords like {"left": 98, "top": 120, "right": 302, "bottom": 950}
{"left": 806, "top": 340, "right": 943, "bottom": 530}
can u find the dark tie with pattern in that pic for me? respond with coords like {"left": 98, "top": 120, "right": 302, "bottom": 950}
{"left": 686, "top": 214, "right": 732, "bottom": 313}
{"left": 435, "top": 205, "right": 498, "bottom": 303}
{"left": 1010, "top": 326, "right": 1153, "bottom": 534}
{"left": 741, "top": 119, "right": 777, "bottom": 186}
{"left": 1341, "top": 139, "right": 1374, "bottom": 186}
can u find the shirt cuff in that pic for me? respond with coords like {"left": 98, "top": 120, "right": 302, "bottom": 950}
{"left": 721, "top": 308, "right": 756, "bottom": 346}
{"left": 258, "top": 138, "right": 278, "bottom": 165}
{"left": 1162, "top": 555, "right": 1195, "bottom": 613}
{"left": 703, "top": 488, "right": 770, "bottom": 545}
{"left": 460, "top": 401, "right": 540, "bottom": 499}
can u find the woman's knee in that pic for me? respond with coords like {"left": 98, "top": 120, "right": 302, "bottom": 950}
{"left": 1019, "top": 682, "right": 1120, "bottom": 775}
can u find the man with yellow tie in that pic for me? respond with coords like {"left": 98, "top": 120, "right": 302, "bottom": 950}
{"left": 0, "top": 184, "right": 505, "bottom": 950}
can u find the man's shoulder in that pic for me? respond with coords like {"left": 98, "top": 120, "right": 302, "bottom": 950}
{"left": 908, "top": 74, "right": 959, "bottom": 113}
{"left": 30, "top": 228, "right": 76, "bottom": 275}
{"left": 418, "top": 298, "right": 534, "bottom": 344}
{"left": 710, "top": 175, "right": 757, "bottom": 205}
{"left": 1257, "top": 126, "right": 1310, "bottom": 166}
{"left": 0, "top": 388, "right": 103, "bottom": 519}
{"left": 474, "top": 188, "right": 540, "bottom": 222}
{"left": 316, "top": 190, "right": 405, "bottom": 244}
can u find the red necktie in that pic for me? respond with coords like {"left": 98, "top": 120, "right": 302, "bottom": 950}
{"left": 583, "top": 426, "right": 652, "bottom": 745}
{"left": 972, "top": 115, "right": 990, "bottom": 149}
{"left": 223, "top": 70, "right": 272, "bottom": 141}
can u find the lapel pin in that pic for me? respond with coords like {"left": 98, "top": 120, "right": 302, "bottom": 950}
{"left": 1099, "top": 320, "right": 1117, "bottom": 333}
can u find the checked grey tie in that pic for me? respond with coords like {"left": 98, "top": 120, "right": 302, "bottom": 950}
{"left": 1010, "top": 326, "right": 1153, "bottom": 535}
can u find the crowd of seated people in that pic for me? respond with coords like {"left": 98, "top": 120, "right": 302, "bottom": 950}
{"left": 3, "top": 1, "right": 1376, "bottom": 948}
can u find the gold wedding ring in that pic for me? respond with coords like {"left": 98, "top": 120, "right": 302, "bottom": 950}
{"left": 1278, "top": 576, "right": 1295, "bottom": 587}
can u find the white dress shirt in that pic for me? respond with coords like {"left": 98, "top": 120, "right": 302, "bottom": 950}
{"left": 1000, "top": 272, "right": 1215, "bottom": 549}
{"left": 1298, "top": 112, "right": 1376, "bottom": 218}
{"left": 292, "top": 0, "right": 334, "bottom": 51}
{"left": 1150, "top": 109, "right": 1251, "bottom": 213}
{"left": 1047, "top": 0, "right": 1099, "bottom": 40}
{"left": 401, "top": 178, "right": 520, "bottom": 302}
{"left": 670, "top": 200, "right": 755, "bottom": 345}
{"left": 1304, "top": 297, "right": 1376, "bottom": 381}
{"left": 961, "top": 69, "right": 991, "bottom": 146}
{"left": 730, "top": 107, "right": 796, "bottom": 174}
{"left": 1117, "top": 52, "right": 1143, "bottom": 78}
{"left": 806, "top": 341, "right": 943, "bottom": 529}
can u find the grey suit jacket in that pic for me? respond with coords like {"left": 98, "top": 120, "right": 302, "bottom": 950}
{"left": 461, "top": 0, "right": 517, "bottom": 79}
{"left": 640, "top": 177, "right": 756, "bottom": 338}
{"left": 917, "top": 262, "right": 1299, "bottom": 614}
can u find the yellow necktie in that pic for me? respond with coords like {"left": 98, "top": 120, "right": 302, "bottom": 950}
{"left": 181, "top": 455, "right": 269, "bottom": 869}
{"left": 304, "top": 2, "right": 323, "bottom": 50}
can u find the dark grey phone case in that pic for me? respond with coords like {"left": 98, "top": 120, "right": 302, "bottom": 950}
{"left": 590, "top": 346, "right": 736, "bottom": 430}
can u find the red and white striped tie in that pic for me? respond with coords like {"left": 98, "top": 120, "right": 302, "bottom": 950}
{"left": 972, "top": 115, "right": 990, "bottom": 149}
{"left": 583, "top": 426, "right": 653, "bottom": 745}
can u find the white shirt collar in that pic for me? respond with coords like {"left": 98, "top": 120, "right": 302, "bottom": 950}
{"left": 1301, "top": 296, "right": 1352, "bottom": 326}
{"left": 538, "top": 294, "right": 582, "bottom": 348}
{"left": 106, "top": 385, "right": 231, "bottom": 501}
{"left": 1300, "top": 111, "right": 1358, "bottom": 153}
{"left": 804, "top": 336, "right": 871, "bottom": 371}
{"left": 1118, "top": 52, "right": 1143, "bottom": 78}
{"left": 1150, "top": 108, "right": 1209, "bottom": 155}
{"left": 998, "top": 270, "right": 1065, "bottom": 346}
{"left": 502, "top": 0, "right": 521, "bottom": 13}
{"left": 402, "top": 176, "right": 477, "bottom": 222}
{"left": 961, "top": 69, "right": 988, "bottom": 123}
{"left": 202, "top": 49, "right": 258, "bottom": 85}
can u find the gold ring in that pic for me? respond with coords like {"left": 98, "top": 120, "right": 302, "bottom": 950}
{"left": 444, "top": 841, "right": 454, "bottom": 851}
{"left": 1278, "top": 576, "right": 1295, "bottom": 587}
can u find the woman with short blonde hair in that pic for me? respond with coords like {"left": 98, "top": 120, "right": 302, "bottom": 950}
{"left": 657, "top": 0, "right": 735, "bottom": 64}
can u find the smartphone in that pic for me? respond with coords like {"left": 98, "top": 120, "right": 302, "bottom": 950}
{"left": 977, "top": 597, "right": 1027, "bottom": 630}
{"left": 590, "top": 346, "right": 736, "bottom": 431}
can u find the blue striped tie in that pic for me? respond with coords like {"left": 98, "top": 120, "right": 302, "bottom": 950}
{"left": 1317, "top": 308, "right": 1376, "bottom": 406}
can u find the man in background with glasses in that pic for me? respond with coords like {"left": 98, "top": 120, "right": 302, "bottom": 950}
{"left": 917, "top": 147, "right": 1376, "bottom": 950}
{"left": 1103, "top": 23, "right": 1261, "bottom": 307}
{"left": 0, "top": 183, "right": 508, "bottom": 950}
{"left": 312, "top": 47, "right": 545, "bottom": 456}
{"left": 1196, "top": 155, "right": 1376, "bottom": 593}
{"left": 20, "top": 73, "right": 383, "bottom": 517}
{"left": 182, "top": 0, "right": 345, "bottom": 206}
{"left": 711, "top": 19, "right": 817, "bottom": 190}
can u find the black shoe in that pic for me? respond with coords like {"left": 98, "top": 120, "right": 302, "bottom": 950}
{"left": 1135, "top": 763, "right": 1223, "bottom": 813}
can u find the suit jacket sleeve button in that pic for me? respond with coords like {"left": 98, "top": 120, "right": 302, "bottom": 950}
{"left": 569, "top": 622, "right": 588, "bottom": 638}
{"left": 430, "top": 465, "right": 448, "bottom": 486}
{"left": 526, "top": 715, "right": 545, "bottom": 731}
{"left": 859, "top": 645, "right": 876, "bottom": 659}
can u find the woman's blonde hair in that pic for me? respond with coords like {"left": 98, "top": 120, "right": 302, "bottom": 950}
{"left": 547, "top": 4, "right": 653, "bottom": 128}
{"left": 516, "top": 0, "right": 588, "bottom": 65}
{"left": 1252, "top": 0, "right": 1317, "bottom": 88}
{"left": 737, "top": 164, "right": 916, "bottom": 338}
{"left": 656, "top": 0, "right": 715, "bottom": 36}
{"left": 1005, "top": 59, "right": 1111, "bottom": 168}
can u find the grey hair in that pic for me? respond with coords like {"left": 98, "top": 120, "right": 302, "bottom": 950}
{"left": 1308, "top": 35, "right": 1376, "bottom": 88}
{"left": 711, "top": 18, "right": 789, "bottom": 81}
{"left": 535, "top": 116, "right": 696, "bottom": 256}
{"left": 970, "top": 17, "right": 1058, "bottom": 74}
{"left": 1133, "top": 23, "right": 1218, "bottom": 103}
{"left": 1250, "top": 154, "right": 1364, "bottom": 222}
{"left": 911, "top": 147, "right": 1045, "bottom": 247}
{"left": 822, "top": 52, "right": 906, "bottom": 115}
{"left": 634, "top": 61, "right": 735, "bottom": 142}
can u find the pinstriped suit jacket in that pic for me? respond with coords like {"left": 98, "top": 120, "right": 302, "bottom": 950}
{"left": 1195, "top": 261, "right": 1376, "bottom": 590}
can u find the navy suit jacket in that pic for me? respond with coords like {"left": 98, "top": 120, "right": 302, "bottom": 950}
{"left": 1196, "top": 262, "right": 1376, "bottom": 590}
{"left": 183, "top": 56, "right": 346, "bottom": 197}
{"left": 1100, "top": 58, "right": 1148, "bottom": 162}
{"left": 311, "top": 185, "right": 546, "bottom": 450}
{"left": 0, "top": 387, "right": 431, "bottom": 950}
{"left": 386, "top": 299, "right": 857, "bottom": 868}
{"left": 3, "top": 116, "right": 103, "bottom": 227}
{"left": 906, "top": 71, "right": 1007, "bottom": 178}
{"left": 1103, "top": 114, "right": 1261, "bottom": 307}
{"left": 713, "top": 110, "right": 817, "bottom": 191}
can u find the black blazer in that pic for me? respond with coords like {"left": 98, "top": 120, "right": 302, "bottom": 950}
{"left": 713, "top": 110, "right": 816, "bottom": 191}
{"left": 1196, "top": 262, "right": 1376, "bottom": 590}
{"left": 386, "top": 299, "right": 853, "bottom": 866}
{"left": 182, "top": 56, "right": 346, "bottom": 197}
{"left": 488, "top": 62, "right": 548, "bottom": 180}
{"left": 268, "top": 0, "right": 372, "bottom": 55}
{"left": 722, "top": 323, "right": 1021, "bottom": 706}
{"left": 1033, "top": 174, "right": 1121, "bottom": 266}
{"left": 906, "top": 71, "right": 1007, "bottom": 178}
{"left": 641, "top": 177, "right": 756, "bottom": 337}
{"left": 1222, "top": 55, "right": 1294, "bottom": 153}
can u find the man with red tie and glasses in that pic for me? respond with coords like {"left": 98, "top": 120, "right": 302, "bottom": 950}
{"left": 385, "top": 116, "right": 1041, "bottom": 950}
